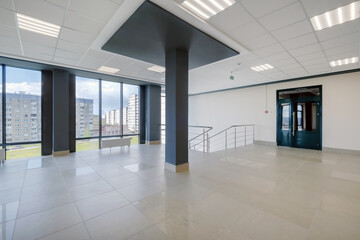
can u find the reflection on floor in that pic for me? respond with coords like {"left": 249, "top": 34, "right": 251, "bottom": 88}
{"left": 1, "top": 144, "right": 360, "bottom": 240}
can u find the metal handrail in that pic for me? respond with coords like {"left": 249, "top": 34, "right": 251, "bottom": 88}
{"left": 208, "top": 124, "right": 254, "bottom": 140}
{"left": 188, "top": 126, "right": 212, "bottom": 142}
{"left": 191, "top": 124, "right": 255, "bottom": 152}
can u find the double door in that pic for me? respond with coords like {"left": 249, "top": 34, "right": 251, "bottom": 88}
{"left": 277, "top": 87, "right": 322, "bottom": 150}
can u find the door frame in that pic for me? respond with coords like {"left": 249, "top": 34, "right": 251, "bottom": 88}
{"left": 276, "top": 85, "right": 322, "bottom": 150}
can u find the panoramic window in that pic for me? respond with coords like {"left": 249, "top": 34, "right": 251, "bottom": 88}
{"left": 102, "top": 81, "right": 121, "bottom": 137}
{"left": 5, "top": 67, "right": 42, "bottom": 159}
{"left": 76, "top": 77, "right": 100, "bottom": 151}
{"left": 123, "top": 84, "right": 139, "bottom": 144}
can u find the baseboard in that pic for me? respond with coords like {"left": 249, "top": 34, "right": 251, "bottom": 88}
{"left": 53, "top": 150, "right": 70, "bottom": 157}
{"left": 146, "top": 140, "right": 161, "bottom": 145}
{"left": 323, "top": 147, "right": 360, "bottom": 155}
{"left": 165, "top": 162, "right": 189, "bottom": 172}
{"left": 254, "top": 140, "right": 277, "bottom": 146}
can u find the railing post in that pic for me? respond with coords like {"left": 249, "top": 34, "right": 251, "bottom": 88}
{"left": 234, "top": 127, "right": 236, "bottom": 149}
{"left": 245, "top": 126, "right": 247, "bottom": 146}
{"left": 203, "top": 129, "right": 205, "bottom": 153}
{"left": 225, "top": 130, "right": 227, "bottom": 150}
{"left": 207, "top": 133, "right": 209, "bottom": 153}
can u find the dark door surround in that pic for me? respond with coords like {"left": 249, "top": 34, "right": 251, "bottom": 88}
{"left": 276, "top": 85, "right": 322, "bottom": 150}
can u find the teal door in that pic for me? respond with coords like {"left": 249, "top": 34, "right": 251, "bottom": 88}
{"left": 277, "top": 86, "right": 322, "bottom": 150}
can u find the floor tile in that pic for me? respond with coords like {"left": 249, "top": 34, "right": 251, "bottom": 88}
{"left": 12, "top": 203, "right": 82, "bottom": 240}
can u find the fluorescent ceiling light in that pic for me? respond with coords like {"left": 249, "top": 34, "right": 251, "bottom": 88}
{"left": 329, "top": 57, "right": 358, "bottom": 67}
{"left": 310, "top": 1, "right": 360, "bottom": 31}
{"left": 147, "top": 65, "right": 166, "bottom": 73}
{"left": 17, "top": 13, "right": 60, "bottom": 38}
{"left": 182, "top": 0, "right": 235, "bottom": 20}
{"left": 251, "top": 64, "right": 274, "bottom": 72}
{"left": 98, "top": 66, "right": 119, "bottom": 73}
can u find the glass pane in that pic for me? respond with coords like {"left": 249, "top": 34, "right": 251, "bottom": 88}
{"left": 123, "top": 84, "right": 139, "bottom": 135}
{"left": 311, "top": 103, "right": 317, "bottom": 131}
{"left": 297, "top": 104, "right": 304, "bottom": 130}
{"left": 279, "top": 87, "right": 320, "bottom": 99}
{"left": 281, "top": 104, "right": 290, "bottom": 130}
{"left": 76, "top": 77, "right": 99, "bottom": 138}
{"left": 76, "top": 139, "right": 99, "bottom": 152}
{"left": 6, "top": 67, "right": 41, "bottom": 143}
{"left": 6, "top": 143, "right": 41, "bottom": 160}
{"left": 0, "top": 67, "right": 2, "bottom": 144}
{"left": 102, "top": 81, "right": 121, "bottom": 136}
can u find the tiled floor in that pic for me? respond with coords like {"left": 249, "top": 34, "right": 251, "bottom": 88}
{"left": 1, "top": 144, "right": 360, "bottom": 240}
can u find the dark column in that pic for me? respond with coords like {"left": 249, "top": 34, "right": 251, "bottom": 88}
{"left": 139, "top": 85, "right": 146, "bottom": 144}
{"left": 41, "top": 70, "right": 53, "bottom": 155}
{"left": 69, "top": 74, "right": 76, "bottom": 153}
{"left": 53, "top": 69, "right": 70, "bottom": 156}
{"left": 165, "top": 48, "right": 189, "bottom": 172}
{"left": 145, "top": 85, "right": 161, "bottom": 144}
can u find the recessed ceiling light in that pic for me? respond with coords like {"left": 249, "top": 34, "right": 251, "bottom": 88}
{"left": 147, "top": 65, "right": 166, "bottom": 73}
{"left": 181, "top": 0, "right": 235, "bottom": 20}
{"left": 251, "top": 64, "right": 274, "bottom": 72}
{"left": 329, "top": 57, "right": 358, "bottom": 67}
{"left": 310, "top": 1, "right": 360, "bottom": 31}
{"left": 16, "top": 13, "right": 60, "bottom": 38}
{"left": 98, "top": 66, "right": 119, "bottom": 73}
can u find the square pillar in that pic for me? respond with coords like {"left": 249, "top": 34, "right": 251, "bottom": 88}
{"left": 145, "top": 85, "right": 161, "bottom": 144}
{"left": 165, "top": 48, "right": 189, "bottom": 172}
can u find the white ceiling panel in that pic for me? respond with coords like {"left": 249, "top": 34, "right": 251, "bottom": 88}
{"left": 63, "top": 11, "right": 105, "bottom": 36}
{"left": 295, "top": 51, "right": 326, "bottom": 62}
{"left": 57, "top": 39, "right": 89, "bottom": 54}
{"left": 288, "top": 43, "right": 323, "bottom": 57}
{"left": 0, "top": 7, "right": 16, "bottom": 26}
{"left": 263, "top": 51, "right": 292, "bottom": 62}
{"left": 258, "top": 3, "right": 307, "bottom": 31}
{"left": 22, "top": 41, "right": 55, "bottom": 61}
{"left": 326, "top": 51, "right": 359, "bottom": 61}
{"left": 105, "top": 55, "right": 136, "bottom": 69}
{"left": 323, "top": 44, "right": 358, "bottom": 57}
{"left": 19, "top": 29, "right": 58, "bottom": 48}
{"left": 53, "top": 56, "right": 78, "bottom": 66}
{"left": 0, "top": 35, "right": 21, "bottom": 50}
{"left": 59, "top": 27, "right": 96, "bottom": 45}
{"left": 14, "top": 0, "right": 65, "bottom": 25}
{"left": 44, "top": 0, "right": 69, "bottom": 8}
{"left": 243, "top": 33, "right": 277, "bottom": 50}
{"left": 240, "top": 0, "right": 297, "bottom": 18}
{"left": 301, "top": 57, "right": 329, "bottom": 67}
{"left": 282, "top": 33, "right": 318, "bottom": 50}
{"left": 320, "top": 33, "right": 359, "bottom": 50}
{"left": 300, "top": 0, "right": 355, "bottom": 17}
{"left": 209, "top": 3, "right": 253, "bottom": 32}
{"left": 228, "top": 21, "right": 267, "bottom": 43}
{"left": 54, "top": 48, "right": 85, "bottom": 61}
{"left": 68, "top": 0, "right": 120, "bottom": 23}
{"left": 254, "top": 43, "right": 285, "bottom": 57}
{"left": 0, "top": 0, "right": 13, "bottom": 10}
{"left": 315, "top": 19, "right": 360, "bottom": 42}
{"left": 272, "top": 19, "right": 313, "bottom": 42}
{"left": 78, "top": 49, "right": 113, "bottom": 69}
{"left": 0, "top": 24, "right": 18, "bottom": 39}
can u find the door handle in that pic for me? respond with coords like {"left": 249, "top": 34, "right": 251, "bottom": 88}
{"left": 292, "top": 112, "right": 295, "bottom": 136}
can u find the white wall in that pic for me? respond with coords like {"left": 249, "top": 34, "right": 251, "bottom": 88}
{"left": 189, "top": 71, "right": 360, "bottom": 151}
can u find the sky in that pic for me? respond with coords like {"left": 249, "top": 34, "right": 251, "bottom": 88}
{"left": 5, "top": 67, "right": 41, "bottom": 95}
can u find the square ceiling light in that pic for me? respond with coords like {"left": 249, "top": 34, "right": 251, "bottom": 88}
{"left": 147, "top": 65, "right": 166, "bottom": 73}
{"left": 310, "top": 1, "right": 360, "bottom": 31}
{"left": 251, "top": 64, "right": 274, "bottom": 72}
{"left": 181, "top": 0, "right": 236, "bottom": 20}
{"left": 98, "top": 66, "right": 119, "bottom": 73}
{"left": 329, "top": 57, "right": 358, "bottom": 67}
{"left": 17, "top": 13, "right": 61, "bottom": 38}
